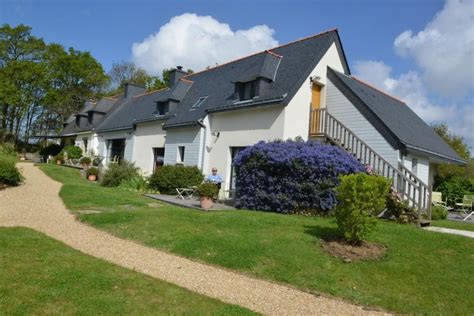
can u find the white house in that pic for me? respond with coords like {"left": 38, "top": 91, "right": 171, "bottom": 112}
{"left": 61, "top": 29, "right": 465, "bottom": 216}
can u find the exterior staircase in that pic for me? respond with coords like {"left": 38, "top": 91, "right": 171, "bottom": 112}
{"left": 309, "top": 108, "right": 432, "bottom": 225}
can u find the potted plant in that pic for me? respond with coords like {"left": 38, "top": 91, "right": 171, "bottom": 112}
{"left": 87, "top": 167, "right": 99, "bottom": 181}
{"left": 55, "top": 154, "right": 63, "bottom": 165}
{"left": 196, "top": 182, "right": 218, "bottom": 210}
{"left": 80, "top": 156, "right": 92, "bottom": 168}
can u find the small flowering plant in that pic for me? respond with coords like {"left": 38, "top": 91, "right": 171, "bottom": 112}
{"left": 233, "top": 139, "right": 364, "bottom": 214}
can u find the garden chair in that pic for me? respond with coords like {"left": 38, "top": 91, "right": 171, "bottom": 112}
{"left": 454, "top": 195, "right": 474, "bottom": 220}
{"left": 432, "top": 191, "right": 448, "bottom": 207}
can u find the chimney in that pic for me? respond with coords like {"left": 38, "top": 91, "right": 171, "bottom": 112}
{"left": 124, "top": 82, "right": 146, "bottom": 98}
{"left": 168, "top": 66, "right": 187, "bottom": 86}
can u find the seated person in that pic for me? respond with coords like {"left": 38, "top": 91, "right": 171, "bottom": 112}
{"left": 207, "top": 167, "right": 223, "bottom": 190}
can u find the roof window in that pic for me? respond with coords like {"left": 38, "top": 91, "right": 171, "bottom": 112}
{"left": 191, "top": 96, "right": 208, "bottom": 109}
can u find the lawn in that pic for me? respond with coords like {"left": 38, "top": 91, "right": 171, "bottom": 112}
{"left": 432, "top": 219, "right": 474, "bottom": 232}
{"left": 39, "top": 164, "right": 474, "bottom": 315}
{"left": 0, "top": 227, "right": 253, "bottom": 315}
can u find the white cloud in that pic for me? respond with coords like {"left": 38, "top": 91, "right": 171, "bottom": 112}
{"left": 353, "top": 60, "right": 456, "bottom": 122}
{"left": 132, "top": 13, "right": 279, "bottom": 76}
{"left": 394, "top": 0, "right": 474, "bottom": 97}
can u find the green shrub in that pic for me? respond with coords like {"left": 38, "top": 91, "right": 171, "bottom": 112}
{"left": 435, "top": 177, "right": 473, "bottom": 206}
{"left": 148, "top": 165, "right": 203, "bottom": 194}
{"left": 431, "top": 205, "right": 448, "bottom": 220}
{"left": 0, "top": 158, "right": 22, "bottom": 187}
{"left": 87, "top": 167, "right": 99, "bottom": 177}
{"left": 334, "top": 174, "right": 391, "bottom": 245}
{"left": 197, "top": 182, "right": 218, "bottom": 198}
{"left": 80, "top": 157, "right": 91, "bottom": 165}
{"left": 0, "top": 142, "right": 16, "bottom": 156}
{"left": 39, "top": 144, "right": 63, "bottom": 157}
{"left": 119, "top": 176, "right": 148, "bottom": 193}
{"left": 100, "top": 161, "right": 140, "bottom": 187}
{"left": 60, "top": 145, "right": 82, "bottom": 159}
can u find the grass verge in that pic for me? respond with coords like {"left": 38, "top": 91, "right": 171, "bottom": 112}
{"left": 39, "top": 163, "right": 474, "bottom": 315}
{"left": 0, "top": 227, "right": 253, "bottom": 315}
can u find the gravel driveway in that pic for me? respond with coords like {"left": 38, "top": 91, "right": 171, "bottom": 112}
{"left": 0, "top": 163, "right": 388, "bottom": 315}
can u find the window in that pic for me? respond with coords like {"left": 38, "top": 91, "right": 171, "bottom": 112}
{"left": 237, "top": 80, "right": 257, "bottom": 101}
{"left": 191, "top": 96, "right": 208, "bottom": 109}
{"left": 88, "top": 112, "right": 93, "bottom": 124}
{"left": 412, "top": 158, "right": 418, "bottom": 175}
{"left": 157, "top": 101, "right": 169, "bottom": 115}
{"left": 177, "top": 146, "right": 185, "bottom": 163}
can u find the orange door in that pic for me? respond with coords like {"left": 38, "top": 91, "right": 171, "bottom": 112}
{"left": 311, "top": 84, "right": 321, "bottom": 110}
{"left": 310, "top": 84, "right": 322, "bottom": 134}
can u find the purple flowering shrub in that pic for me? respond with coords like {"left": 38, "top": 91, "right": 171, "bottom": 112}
{"left": 233, "top": 140, "right": 364, "bottom": 214}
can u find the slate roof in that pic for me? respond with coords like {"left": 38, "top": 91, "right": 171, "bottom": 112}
{"left": 327, "top": 67, "right": 466, "bottom": 165}
{"left": 60, "top": 97, "right": 121, "bottom": 136}
{"left": 163, "top": 29, "right": 349, "bottom": 128}
{"left": 96, "top": 88, "right": 171, "bottom": 132}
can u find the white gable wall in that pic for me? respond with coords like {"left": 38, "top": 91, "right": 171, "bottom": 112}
{"left": 132, "top": 121, "right": 166, "bottom": 174}
{"left": 74, "top": 132, "right": 98, "bottom": 156}
{"left": 207, "top": 105, "right": 285, "bottom": 194}
{"left": 325, "top": 79, "right": 400, "bottom": 167}
{"left": 283, "top": 42, "right": 346, "bottom": 140}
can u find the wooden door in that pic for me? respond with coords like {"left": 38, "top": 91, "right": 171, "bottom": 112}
{"left": 311, "top": 84, "right": 321, "bottom": 110}
{"left": 310, "top": 84, "right": 322, "bottom": 134}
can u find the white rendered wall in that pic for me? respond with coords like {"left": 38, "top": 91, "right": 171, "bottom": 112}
{"left": 207, "top": 105, "right": 285, "bottom": 193}
{"left": 326, "top": 79, "right": 400, "bottom": 167}
{"left": 283, "top": 42, "right": 346, "bottom": 140}
{"left": 97, "top": 129, "right": 134, "bottom": 163}
{"left": 132, "top": 121, "right": 166, "bottom": 174}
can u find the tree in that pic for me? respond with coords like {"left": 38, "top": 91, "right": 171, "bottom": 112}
{"left": 0, "top": 23, "right": 108, "bottom": 145}
{"left": 108, "top": 60, "right": 150, "bottom": 89}
{"left": 432, "top": 123, "right": 472, "bottom": 180}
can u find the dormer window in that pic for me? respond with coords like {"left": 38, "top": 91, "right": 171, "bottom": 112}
{"left": 157, "top": 101, "right": 169, "bottom": 115}
{"left": 88, "top": 112, "right": 93, "bottom": 124}
{"left": 191, "top": 96, "right": 208, "bottom": 110}
{"left": 75, "top": 116, "right": 80, "bottom": 127}
{"left": 236, "top": 80, "right": 257, "bottom": 101}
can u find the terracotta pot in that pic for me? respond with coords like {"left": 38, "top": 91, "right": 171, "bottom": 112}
{"left": 56, "top": 160, "right": 62, "bottom": 165}
{"left": 200, "top": 197, "right": 213, "bottom": 210}
{"left": 88, "top": 175, "right": 97, "bottom": 181}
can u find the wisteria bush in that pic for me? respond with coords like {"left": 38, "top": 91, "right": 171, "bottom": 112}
{"left": 233, "top": 140, "right": 364, "bottom": 214}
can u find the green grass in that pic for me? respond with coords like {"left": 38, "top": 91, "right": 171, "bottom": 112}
{"left": 432, "top": 219, "right": 474, "bottom": 231}
{"left": 0, "top": 227, "right": 254, "bottom": 315}
{"left": 39, "top": 164, "right": 474, "bottom": 315}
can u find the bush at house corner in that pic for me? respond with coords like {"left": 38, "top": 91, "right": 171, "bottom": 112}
{"left": 233, "top": 140, "right": 364, "bottom": 214}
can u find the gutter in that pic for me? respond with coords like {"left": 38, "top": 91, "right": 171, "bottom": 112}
{"left": 403, "top": 143, "right": 467, "bottom": 166}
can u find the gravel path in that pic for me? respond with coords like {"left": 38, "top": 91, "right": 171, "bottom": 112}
{"left": 0, "top": 163, "right": 388, "bottom": 315}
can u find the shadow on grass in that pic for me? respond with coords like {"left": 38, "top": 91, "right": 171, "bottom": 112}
{"left": 303, "top": 225, "right": 340, "bottom": 241}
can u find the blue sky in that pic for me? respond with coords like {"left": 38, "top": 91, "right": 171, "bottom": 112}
{"left": 1, "top": 0, "right": 473, "bottom": 149}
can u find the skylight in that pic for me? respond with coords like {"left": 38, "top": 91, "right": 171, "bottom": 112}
{"left": 191, "top": 96, "right": 208, "bottom": 109}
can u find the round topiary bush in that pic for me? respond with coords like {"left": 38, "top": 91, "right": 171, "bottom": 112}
{"left": 148, "top": 165, "right": 203, "bottom": 194}
{"left": 60, "top": 145, "right": 82, "bottom": 159}
{"left": 233, "top": 140, "right": 365, "bottom": 214}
